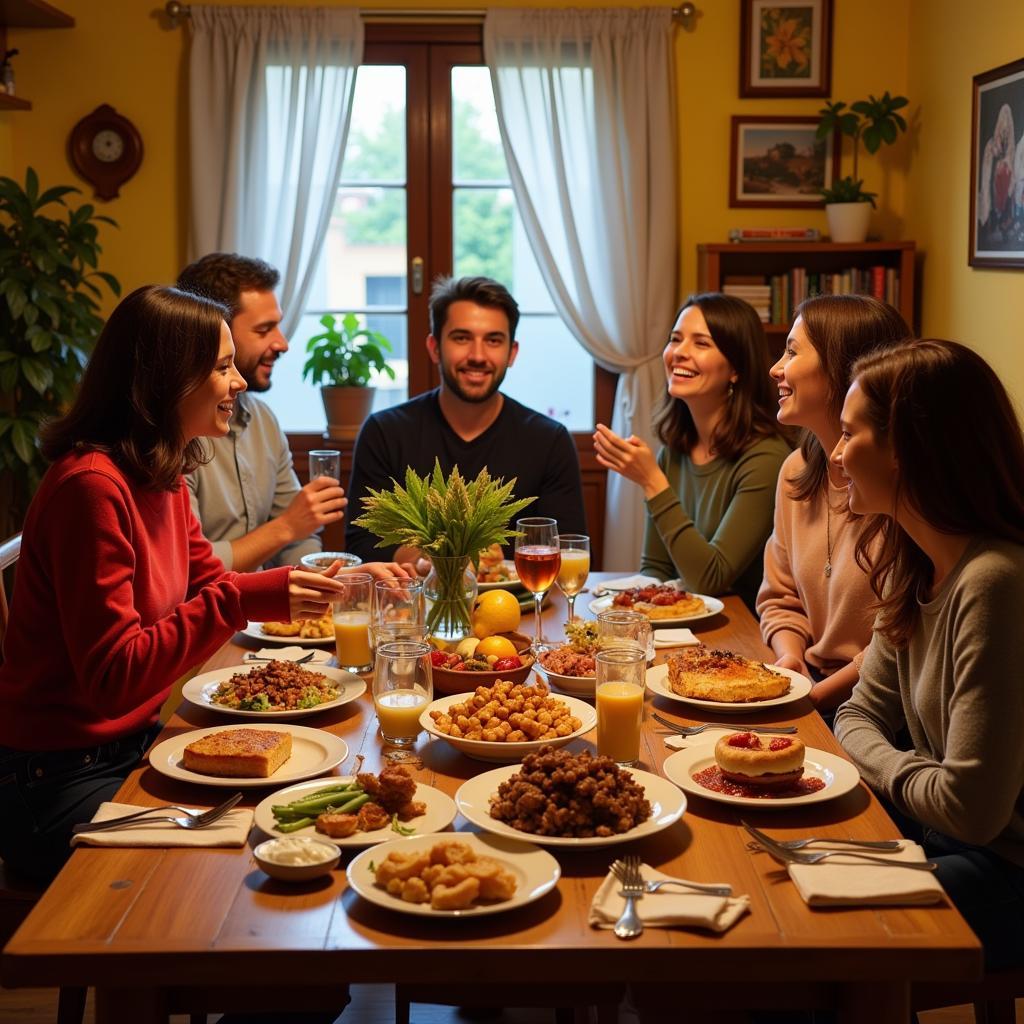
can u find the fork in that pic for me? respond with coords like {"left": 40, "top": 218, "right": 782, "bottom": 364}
{"left": 610, "top": 855, "right": 645, "bottom": 939}
{"left": 246, "top": 651, "right": 316, "bottom": 664}
{"left": 643, "top": 878, "right": 733, "bottom": 897}
{"left": 743, "top": 824, "right": 938, "bottom": 872}
{"left": 653, "top": 713, "right": 797, "bottom": 736}
{"left": 70, "top": 792, "right": 244, "bottom": 834}
{"left": 739, "top": 820, "right": 901, "bottom": 852}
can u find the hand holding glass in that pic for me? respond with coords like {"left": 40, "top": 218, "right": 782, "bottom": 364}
{"left": 373, "top": 578, "right": 425, "bottom": 647}
{"left": 309, "top": 449, "right": 341, "bottom": 481}
{"left": 595, "top": 647, "right": 646, "bottom": 767}
{"left": 373, "top": 640, "right": 433, "bottom": 747}
{"left": 556, "top": 534, "right": 590, "bottom": 622}
{"left": 514, "top": 517, "right": 560, "bottom": 648}
{"left": 332, "top": 572, "right": 373, "bottom": 672}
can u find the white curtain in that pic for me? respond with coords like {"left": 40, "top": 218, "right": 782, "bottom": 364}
{"left": 484, "top": 8, "right": 678, "bottom": 571}
{"left": 187, "top": 6, "right": 363, "bottom": 338}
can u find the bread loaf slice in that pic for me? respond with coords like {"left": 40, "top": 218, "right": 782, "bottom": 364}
{"left": 183, "top": 728, "right": 292, "bottom": 778}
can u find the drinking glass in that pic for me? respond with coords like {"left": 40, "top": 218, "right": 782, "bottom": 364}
{"left": 514, "top": 517, "right": 560, "bottom": 649}
{"left": 372, "top": 578, "right": 426, "bottom": 649}
{"left": 595, "top": 647, "right": 646, "bottom": 767}
{"left": 309, "top": 449, "right": 341, "bottom": 481}
{"left": 556, "top": 534, "right": 590, "bottom": 622}
{"left": 597, "top": 608, "right": 652, "bottom": 661}
{"left": 331, "top": 572, "right": 373, "bottom": 672}
{"left": 372, "top": 640, "right": 433, "bottom": 747}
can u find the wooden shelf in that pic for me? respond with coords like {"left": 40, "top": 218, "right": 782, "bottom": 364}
{"left": 0, "top": 0, "right": 73, "bottom": 28}
{"left": 0, "top": 91, "right": 29, "bottom": 110}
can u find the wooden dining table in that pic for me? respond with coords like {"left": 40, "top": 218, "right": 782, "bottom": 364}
{"left": 1, "top": 574, "right": 982, "bottom": 1023}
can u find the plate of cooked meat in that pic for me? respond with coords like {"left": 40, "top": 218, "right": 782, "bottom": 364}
{"left": 646, "top": 647, "right": 812, "bottom": 713}
{"left": 254, "top": 765, "right": 457, "bottom": 847}
{"left": 455, "top": 746, "right": 687, "bottom": 848}
{"left": 182, "top": 662, "right": 366, "bottom": 719}
{"left": 242, "top": 618, "right": 335, "bottom": 646}
{"left": 346, "top": 833, "right": 560, "bottom": 917}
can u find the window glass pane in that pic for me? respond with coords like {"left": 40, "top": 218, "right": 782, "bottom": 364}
{"left": 451, "top": 66, "right": 593, "bottom": 430}
{"left": 272, "top": 66, "right": 409, "bottom": 431}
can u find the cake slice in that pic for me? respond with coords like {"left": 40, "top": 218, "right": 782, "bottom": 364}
{"left": 183, "top": 728, "right": 292, "bottom": 778}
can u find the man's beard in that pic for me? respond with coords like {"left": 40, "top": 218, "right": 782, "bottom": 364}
{"left": 440, "top": 362, "right": 507, "bottom": 404}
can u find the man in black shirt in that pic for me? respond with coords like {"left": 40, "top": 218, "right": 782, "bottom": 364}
{"left": 346, "top": 276, "right": 587, "bottom": 563}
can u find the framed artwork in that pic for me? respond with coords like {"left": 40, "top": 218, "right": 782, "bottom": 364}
{"left": 730, "top": 116, "right": 839, "bottom": 208}
{"left": 969, "top": 56, "right": 1024, "bottom": 268}
{"left": 740, "top": 0, "right": 833, "bottom": 98}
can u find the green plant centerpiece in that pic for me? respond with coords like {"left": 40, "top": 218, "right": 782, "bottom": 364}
{"left": 816, "top": 91, "right": 909, "bottom": 207}
{"left": 0, "top": 168, "right": 120, "bottom": 535}
{"left": 354, "top": 461, "right": 534, "bottom": 643}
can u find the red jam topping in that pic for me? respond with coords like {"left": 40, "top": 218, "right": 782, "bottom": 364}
{"left": 726, "top": 732, "right": 760, "bottom": 749}
{"left": 768, "top": 737, "right": 793, "bottom": 751}
{"left": 692, "top": 766, "right": 825, "bottom": 799}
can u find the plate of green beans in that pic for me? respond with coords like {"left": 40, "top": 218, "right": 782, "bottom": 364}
{"left": 253, "top": 776, "right": 459, "bottom": 848}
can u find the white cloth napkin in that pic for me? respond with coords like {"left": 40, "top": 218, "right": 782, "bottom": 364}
{"left": 597, "top": 574, "right": 661, "bottom": 593}
{"left": 244, "top": 646, "right": 332, "bottom": 664}
{"left": 664, "top": 727, "right": 735, "bottom": 750}
{"left": 589, "top": 862, "right": 750, "bottom": 932}
{"left": 653, "top": 628, "right": 700, "bottom": 649}
{"left": 785, "top": 841, "right": 945, "bottom": 906}
{"left": 70, "top": 801, "right": 254, "bottom": 849}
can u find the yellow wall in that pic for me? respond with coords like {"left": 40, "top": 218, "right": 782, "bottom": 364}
{"left": 3, "top": 0, "right": 916, "bottom": 327}
{"left": 905, "top": 0, "right": 1024, "bottom": 412}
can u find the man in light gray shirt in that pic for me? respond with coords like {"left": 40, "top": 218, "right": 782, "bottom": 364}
{"left": 178, "top": 254, "right": 347, "bottom": 570}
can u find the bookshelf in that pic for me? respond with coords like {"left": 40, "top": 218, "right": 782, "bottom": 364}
{"left": 0, "top": 0, "right": 74, "bottom": 112}
{"left": 697, "top": 241, "right": 917, "bottom": 358}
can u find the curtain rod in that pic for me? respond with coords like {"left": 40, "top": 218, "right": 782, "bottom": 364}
{"left": 163, "top": 2, "right": 697, "bottom": 28}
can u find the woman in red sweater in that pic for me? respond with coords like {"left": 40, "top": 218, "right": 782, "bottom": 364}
{"left": 0, "top": 285, "right": 408, "bottom": 882}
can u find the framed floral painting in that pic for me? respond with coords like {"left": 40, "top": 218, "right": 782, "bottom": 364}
{"left": 969, "top": 56, "right": 1024, "bottom": 268}
{"left": 729, "top": 116, "right": 840, "bottom": 208}
{"left": 740, "top": 0, "right": 833, "bottom": 98}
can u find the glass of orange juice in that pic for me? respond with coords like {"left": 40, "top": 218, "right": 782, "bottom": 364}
{"left": 332, "top": 573, "right": 373, "bottom": 672}
{"left": 372, "top": 640, "right": 433, "bottom": 747}
{"left": 595, "top": 647, "right": 646, "bottom": 767}
{"left": 556, "top": 534, "right": 590, "bottom": 622}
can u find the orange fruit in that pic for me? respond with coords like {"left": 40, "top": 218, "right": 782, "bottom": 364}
{"left": 474, "top": 635, "right": 518, "bottom": 660}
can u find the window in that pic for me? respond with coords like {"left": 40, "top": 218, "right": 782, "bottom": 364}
{"left": 269, "top": 26, "right": 606, "bottom": 435}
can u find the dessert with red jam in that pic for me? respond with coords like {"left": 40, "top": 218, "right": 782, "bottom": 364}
{"left": 713, "top": 731, "right": 806, "bottom": 789}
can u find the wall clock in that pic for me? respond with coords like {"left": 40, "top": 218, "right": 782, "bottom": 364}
{"left": 67, "top": 105, "right": 143, "bottom": 201}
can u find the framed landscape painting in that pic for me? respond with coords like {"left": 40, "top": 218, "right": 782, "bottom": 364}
{"left": 740, "top": 0, "right": 833, "bottom": 98}
{"left": 969, "top": 56, "right": 1024, "bottom": 268}
{"left": 730, "top": 116, "right": 839, "bottom": 208}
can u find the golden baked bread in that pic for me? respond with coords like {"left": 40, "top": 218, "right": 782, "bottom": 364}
{"left": 183, "top": 728, "right": 292, "bottom": 778}
{"left": 667, "top": 644, "right": 790, "bottom": 703}
{"left": 714, "top": 732, "right": 805, "bottom": 788}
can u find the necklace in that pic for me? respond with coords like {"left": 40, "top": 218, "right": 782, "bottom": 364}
{"left": 824, "top": 499, "right": 833, "bottom": 578}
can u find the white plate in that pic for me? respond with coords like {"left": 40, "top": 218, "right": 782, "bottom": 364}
{"left": 420, "top": 692, "right": 597, "bottom": 763}
{"left": 242, "top": 621, "right": 334, "bottom": 646}
{"left": 663, "top": 743, "right": 861, "bottom": 807}
{"left": 477, "top": 560, "right": 524, "bottom": 592}
{"left": 588, "top": 592, "right": 724, "bottom": 625}
{"left": 455, "top": 765, "right": 687, "bottom": 848}
{"left": 148, "top": 723, "right": 348, "bottom": 788}
{"left": 182, "top": 665, "right": 366, "bottom": 719}
{"left": 645, "top": 661, "right": 812, "bottom": 713}
{"left": 254, "top": 777, "right": 457, "bottom": 847}
{"left": 532, "top": 662, "right": 595, "bottom": 700}
{"left": 346, "top": 832, "right": 560, "bottom": 917}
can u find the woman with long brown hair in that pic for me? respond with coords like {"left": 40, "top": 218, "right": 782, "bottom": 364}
{"left": 832, "top": 338, "right": 1024, "bottom": 969}
{"left": 594, "top": 293, "right": 789, "bottom": 609}
{"left": 757, "top": 295, "right": 910, "bottom": 713}
{"left": 0, "top": 285, "right": 410, "bottom": 884}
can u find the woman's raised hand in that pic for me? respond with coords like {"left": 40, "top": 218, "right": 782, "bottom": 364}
{"left": 285, "top": 561, "right": 414, "bottom": 620}
{"left": 593, "top": 423, "right": 669, "bottom": 499}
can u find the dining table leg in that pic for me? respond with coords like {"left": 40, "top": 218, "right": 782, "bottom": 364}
{"left": 95, "top": 985, "right": 167, "bottom": 1024}
{"left": 837, "top": 980, "right": 910, "bottom": 1023}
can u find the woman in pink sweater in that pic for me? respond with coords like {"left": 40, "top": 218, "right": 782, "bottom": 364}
{"left": 756, "top": 295, "right": 910, "bottom": 713}
{"left": 0, "top": 285, "right": 408, "bottom": 882}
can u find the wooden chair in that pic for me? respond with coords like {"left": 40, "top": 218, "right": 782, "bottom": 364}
{"left": 914, "top": 968, "right": 1024, "bottom": 1023}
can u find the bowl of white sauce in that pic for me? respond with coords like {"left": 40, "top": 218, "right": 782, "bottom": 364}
{"left": 253, "top": 835, "right": 341, "bottom": 881}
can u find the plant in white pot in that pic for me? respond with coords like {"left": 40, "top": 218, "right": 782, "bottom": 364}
{"left": 301, "top": 312, "right": 395, "bottom": 441}
{"left": 816, "top": 91, "right": 909, "bottom": 243}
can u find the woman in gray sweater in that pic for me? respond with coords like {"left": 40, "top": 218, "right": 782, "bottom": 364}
{"left": 832, "top": 338, "right": 1024, "bottom": 969}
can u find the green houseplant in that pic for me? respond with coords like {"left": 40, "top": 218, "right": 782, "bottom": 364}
{"left": 816, "top": 91, "right": 909, "bottom": 242}
{"left": 0, "top": 168, "right": 120, "bottom": 535}
{"left": 301, "top": 311, "right": 395, "bottom": 441}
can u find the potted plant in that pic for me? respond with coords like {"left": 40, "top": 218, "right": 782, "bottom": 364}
{"left": 301, "top": 311, "right": 395, "bottom": 440}
{"left": 816, "top": 91, "right": 909, "bottom": 243}
{"left": 0, "top": 168, "right": 120, "bottom": 536}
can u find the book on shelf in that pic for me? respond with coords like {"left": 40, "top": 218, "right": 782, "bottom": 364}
{"left": 728, "top": 227, "right": 821, "bottom": 243}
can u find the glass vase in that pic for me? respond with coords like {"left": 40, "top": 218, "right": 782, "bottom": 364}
{"left": 423, "top": 554, "right": 478, "bottom": 645}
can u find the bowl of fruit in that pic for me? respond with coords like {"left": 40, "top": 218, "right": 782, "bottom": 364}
{"left": 429, "top": 631, "right": 535, "bottom": 695}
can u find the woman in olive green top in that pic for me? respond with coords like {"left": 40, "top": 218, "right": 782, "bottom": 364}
{"left": 594, "top": 293, "right": 789, "bottom": 609}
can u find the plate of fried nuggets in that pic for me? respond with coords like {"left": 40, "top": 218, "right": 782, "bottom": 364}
{"left": 346, "top": 833, "right": 561, "bottom": 917}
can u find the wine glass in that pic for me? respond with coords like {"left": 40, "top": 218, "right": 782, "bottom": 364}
{"left": 514, "top": 517, "right": 560, "bottom": 649}
{"left": 556, "top": 533, "right": 590, "bottom": 622}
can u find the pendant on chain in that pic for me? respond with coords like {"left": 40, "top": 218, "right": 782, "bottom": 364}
{"left": 824, "top": 562, "right": 832, "bottom": 578}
